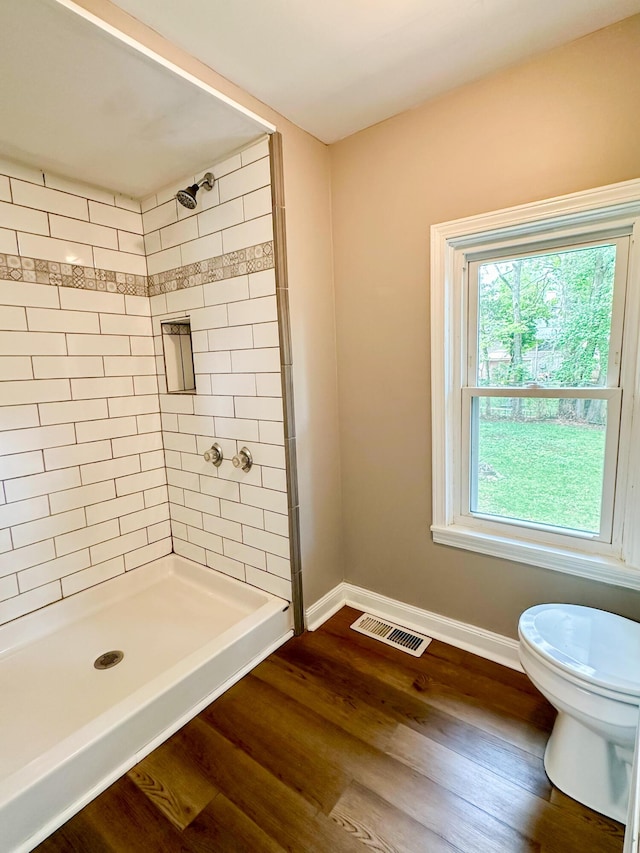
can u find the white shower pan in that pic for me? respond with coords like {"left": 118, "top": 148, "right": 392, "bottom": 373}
{"left": 0, "top": 554, "right": 292, "bottom": 853}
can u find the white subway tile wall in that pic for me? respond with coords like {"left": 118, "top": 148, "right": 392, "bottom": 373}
{"left": 0, "top": 139, "right": 291, "bottom": 624}
{"left": 148, "top": 144, "right": 291, "bottom": 601}
{"left": 0, "top": 166, "right": 168, "bottom": 625}
{"left": 0, "top": 168, "right": 147, "bottom": 296}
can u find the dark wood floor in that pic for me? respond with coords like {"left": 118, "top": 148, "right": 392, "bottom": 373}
{"left": 36, "top": 606, "right": 624, "bottom": 852}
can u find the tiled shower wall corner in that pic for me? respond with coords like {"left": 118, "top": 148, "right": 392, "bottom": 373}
{"left": 0, "top": 138, "right": 293, "bottom": 625}
{"left": 145, "top": 139, "right": 293, "bottom": 601}
{"left": 0, "top": 160, "right": 170, "bottom": 626}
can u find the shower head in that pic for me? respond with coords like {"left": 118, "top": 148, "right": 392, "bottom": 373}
{"left": 176, "top": 185, "right": 199, "bottom": 209}
{"left": 176, "top": 172, "right": 214, "bottom": 210}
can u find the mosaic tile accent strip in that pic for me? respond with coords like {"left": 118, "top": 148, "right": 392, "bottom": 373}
{"left": 0, "top": 253, "right": 147, "bottom": 296}
{"left": 161, "top": 321, "right": 191, "bottom": 336}
{"left": 0, "top": 241, "right": 273, "bottom": 299}
{"left": 147, "top": 241, "right": 274, "bottom": 297}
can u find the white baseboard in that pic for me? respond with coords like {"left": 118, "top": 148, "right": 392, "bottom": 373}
{"left": 305, "top": 582, "right": 522, "bottom": 672}
{"left": 305, "top": 582, "right": 349, "bottom": 631}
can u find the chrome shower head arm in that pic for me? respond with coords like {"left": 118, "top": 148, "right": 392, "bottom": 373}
{"left": 198, "top": 172, "right": 214, "bottom": 192}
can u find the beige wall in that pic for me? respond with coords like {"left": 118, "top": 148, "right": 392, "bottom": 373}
{"left": 330, "top": 15, "right": 640, "bottom": 638}
{"left": 75, "top": 0, "right": 344, "bottom": 607}
{"left": 54, "top": 5, "right": 640, "bottom": 634}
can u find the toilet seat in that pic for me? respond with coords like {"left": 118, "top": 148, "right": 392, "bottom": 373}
{"left": 519, "top": 603, "right": 640, "bottom": 699}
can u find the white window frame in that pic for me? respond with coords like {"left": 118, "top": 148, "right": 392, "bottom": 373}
{"left": 430, "top": 178, "right": 640, "bottom": 590}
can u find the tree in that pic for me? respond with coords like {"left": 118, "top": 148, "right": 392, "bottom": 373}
{"left": 550, "top": 246, "right": 614, "bottom": 387}
{"left": 477, "top": 243, "right": 616, "bottom": 423}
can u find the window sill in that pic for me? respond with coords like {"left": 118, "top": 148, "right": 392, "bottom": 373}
{"left": 431, "top": 523, "right": 640, "bottom": 591}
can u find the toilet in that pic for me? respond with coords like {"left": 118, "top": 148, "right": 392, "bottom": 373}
{"left": 519, "top": 603, "right": 640, "bottom": 823}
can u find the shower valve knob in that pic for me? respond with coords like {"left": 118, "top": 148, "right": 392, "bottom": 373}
{"left": 203, "top": 443, "right": 223, "bottom": 467}
{"left": 232, "top": 447, "right": 253, "bottom": 472}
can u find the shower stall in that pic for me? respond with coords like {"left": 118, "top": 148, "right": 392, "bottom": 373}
{"left": 0, "top": 1, "right": 302, "bottom": 849}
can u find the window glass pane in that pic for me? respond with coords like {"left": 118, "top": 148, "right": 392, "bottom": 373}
{"left": 470, "top": 397, "right": 607, "bottom": 534}
{"left": 477, "top": 244, "right": 616, "bottom": 387}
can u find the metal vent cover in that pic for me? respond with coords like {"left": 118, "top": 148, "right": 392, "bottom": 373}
{"left": 350, "top": 614, "right": 432, "bottom": 657}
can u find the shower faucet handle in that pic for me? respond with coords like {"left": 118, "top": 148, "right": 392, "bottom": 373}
{"left": 232, "top": 447, "right": 253, "bottom": 472}
{"left": 203, "top": 443, "right": 223, "bottom": 467}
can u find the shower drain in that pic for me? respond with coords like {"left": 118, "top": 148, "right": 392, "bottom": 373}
{"left": 94, "top": 650, "right": 124, "bottom": 670}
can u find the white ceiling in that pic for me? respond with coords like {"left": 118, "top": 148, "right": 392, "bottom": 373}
{"left": 0, "top": 0, "right": 273, "bottom": 197}
{"left": 111, "top": 0, "right": 640, "bottom": 143}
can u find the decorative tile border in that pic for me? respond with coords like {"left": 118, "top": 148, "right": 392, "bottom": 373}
{"left": 0, "top": 253, "right": 147, "bottom": 296}
{"left": 147, "top": 241, "right": 274, "bottom": 297}
{"left": 0, "top": 241, "right": 274, "bottom": 299}
{"left": 161, "top": 321, "right": 191, "bottom": 336}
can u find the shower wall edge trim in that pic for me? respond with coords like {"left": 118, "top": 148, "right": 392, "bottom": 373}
{"left": 269, "top": 131, "right": 304, "bottom": 635}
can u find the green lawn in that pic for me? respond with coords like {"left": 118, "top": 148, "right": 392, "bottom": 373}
{"left": 475, "top": 419, "right": 606, "bottom": 533}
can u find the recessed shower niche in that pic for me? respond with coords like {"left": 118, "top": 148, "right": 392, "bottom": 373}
{"left": 161, "top": 319, "right": 196, "bottom": 393}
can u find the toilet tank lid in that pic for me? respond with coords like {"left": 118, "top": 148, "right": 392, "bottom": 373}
{"left": 519, "top": 603, "right": 640, "bottom": 695}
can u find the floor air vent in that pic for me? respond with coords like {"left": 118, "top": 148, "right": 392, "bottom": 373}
{"left": 350, "top": 614, "right": 432, "bottom": 657}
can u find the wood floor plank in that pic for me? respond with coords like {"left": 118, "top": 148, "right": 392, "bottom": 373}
{"left": 331, "top": 781, "right": 466, "bottom": 853}
{"left": 126, "top": 735, "right": 219, "bottom": 830}
{"left": 205, "top": 673, "right": 538, "bottom": 852}
{"left": 253, "top": 653, "right": 400, "bottom": 750}
{"left": 328, "top": 606, "right": 541, "bottom": 699}
{"left": 258, "top": 657, "right": 583, "bottom": 852}
{"left": 424, "top": 637, "right": 540, "bottom": 694}
{"left": 389, "top": 723, "right": 624, "bottom": 853}
{"left": 182, "top": 792, "right": 287, "bottom": 853}
{"left": 200, "top": 675, "right": 351, "bottom": 815}
{"left": 287, "top": 624, "right": 550, "bottom": 756}
{"left": 272, "top": 633, "right": 552, "bottom": 798}
{"left": 549, "top": 783, "right": 628, "bottom": 828}
{"left": 323, "top": 608, "right": 555, "bottom": 728}
{"left": 340, "top": 609, "right": 539, "bottom": 699}
{"left": 34, "top": 820, "right": 115, "bottom": 853}
{"left": 173, "top": 717, "right": 366, "bottom": 853}
{"left": 65, "top": 775, "right": 193, "bottom": 852}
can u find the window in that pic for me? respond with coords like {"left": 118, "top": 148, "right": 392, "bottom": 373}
{"left": 431, "top": 180, "right": 640, "bottom": 588}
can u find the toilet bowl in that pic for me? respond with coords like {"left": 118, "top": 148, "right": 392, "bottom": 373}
{"left": 519, "top": 603, "right": 640, "bottom": 823}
